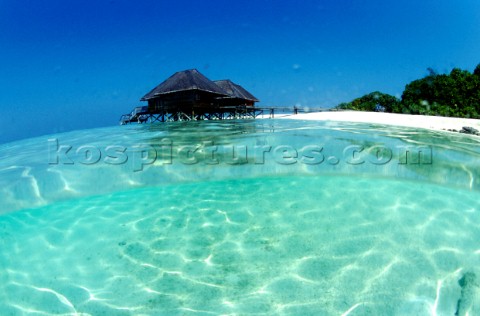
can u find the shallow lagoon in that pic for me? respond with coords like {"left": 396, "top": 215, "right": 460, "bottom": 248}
{"left": 1, "top": 119, "right": 479, "bottom": 315}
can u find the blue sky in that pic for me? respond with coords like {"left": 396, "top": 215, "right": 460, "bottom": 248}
{"left": 0, "top": 0, "right": 479, "bottom": 143}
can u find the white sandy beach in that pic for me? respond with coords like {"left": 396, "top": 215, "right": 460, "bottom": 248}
{"left": 276, "top": 111, "right": 480, "bottom": 133}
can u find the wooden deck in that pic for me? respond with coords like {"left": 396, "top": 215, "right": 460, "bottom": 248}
{"left": 120, "top": 106, "right": 149, "bottom": 125}
{"left": 119, "top": 106, "right": 330, "bottom": 124}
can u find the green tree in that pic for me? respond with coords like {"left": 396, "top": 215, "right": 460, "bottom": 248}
{"left": 400, "top": 65, "right": 480, "bottom": 118}
{"left": 474, "top": 63, "right": 480, "bottom": 77}
{"left": 335, "top": 92, "right": 400, "bottom": 112}
{"left": 336, "top": 63, "right": 480, "bottom": 118}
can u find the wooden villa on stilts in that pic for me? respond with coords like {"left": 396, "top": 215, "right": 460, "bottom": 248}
{"left": 120, "top": 69, "right": 261, "bottom": 124}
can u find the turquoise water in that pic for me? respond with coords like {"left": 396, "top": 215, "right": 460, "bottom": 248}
{"left": 1, "top": 119, "right": 480, "bottom": 315}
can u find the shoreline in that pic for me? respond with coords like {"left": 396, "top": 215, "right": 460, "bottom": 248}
{"left": 275, "top": 111, "right": 480, "bottom": 134}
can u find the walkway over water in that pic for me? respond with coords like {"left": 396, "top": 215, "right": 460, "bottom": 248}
{"left": 119, "top": 106, "right": 331, "bottom": 124}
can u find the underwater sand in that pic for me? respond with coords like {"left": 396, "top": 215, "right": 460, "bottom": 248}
{"left": 1, "top": 119, "right": 479, "bottom": 315}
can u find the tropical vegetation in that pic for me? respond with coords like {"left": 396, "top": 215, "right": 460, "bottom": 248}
{"left": 336, "top": 63, "right": 480, "bottom": 118}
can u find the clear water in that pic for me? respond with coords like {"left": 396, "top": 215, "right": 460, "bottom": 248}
{"left": 1, "top": 119, "right": 479, "bottom": 315}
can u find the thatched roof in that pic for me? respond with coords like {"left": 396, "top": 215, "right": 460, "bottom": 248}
{"left": 213, "top": 80, "right": 259, "bottom": 102}
{"left": 141, "top": 69, "right": 228, "bottom": 101}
